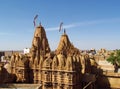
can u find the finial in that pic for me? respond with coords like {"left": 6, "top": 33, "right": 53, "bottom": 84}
{"left": 39, "top": 22, "right": 42, "bottom": 26}
{"left": 64, "top": 29, "right": 66, "bottom": 34}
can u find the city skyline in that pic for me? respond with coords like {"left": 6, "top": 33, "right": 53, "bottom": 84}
{"left": 0, "top": 0, "right": 120, "bottom": 50}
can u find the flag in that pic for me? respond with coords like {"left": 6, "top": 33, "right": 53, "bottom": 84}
{"left": 33, "top": 14, "right": 38, "bottom": 27}
{"left": 59, "top": 22, "right": 63, "bottom": 32}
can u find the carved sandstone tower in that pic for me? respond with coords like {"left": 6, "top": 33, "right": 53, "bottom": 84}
{"left": 55, "top": 32, "right": 80, "bottom": 56}
{"left": 30, "top": 25, "right": 50, "bottom": 62}
{"left": 29, "top": 25, "right": 51, "bottom": 83}
{"left": 52, "top": 32, "right": 82, "bottom": 89}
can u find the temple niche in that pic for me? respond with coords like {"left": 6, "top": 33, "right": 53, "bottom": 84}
{"left": 8, "top": 24, "right": 94, "bottom": 89}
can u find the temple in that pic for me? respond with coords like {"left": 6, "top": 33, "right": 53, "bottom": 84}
{"left": 1, "top": 24, "right": 92, "bottom": 89}
{"left": 1, "top": 24, "right": 119, "bottom": 89}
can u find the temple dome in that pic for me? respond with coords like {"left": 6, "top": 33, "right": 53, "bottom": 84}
{"left": 57, "top": 54, "right": 66, "bottom": 70}
{"left": 52, "top": 55, "right": 59, "bottom": 69}
{"left": 66, "top": 56, "right": 75, "bottom": 71}
{"left": 42, "top": 58, "right": 52, "bottom": 68}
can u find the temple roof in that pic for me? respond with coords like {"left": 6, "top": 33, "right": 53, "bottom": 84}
{"left": 56, "top": 33, "right": 80, "bottom": 56}
{"left": 30, "top": 25, "right": 51, "bottom": 60}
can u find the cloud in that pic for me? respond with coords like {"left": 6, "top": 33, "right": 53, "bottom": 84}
{"left": 46, "top": 27, "right": 59, "bottom": 31}
{"left": 46, "top": 23, "right": 78, "bottom": 31}
{"left": 46, "top": 18, "right": 120, "bottom": 31}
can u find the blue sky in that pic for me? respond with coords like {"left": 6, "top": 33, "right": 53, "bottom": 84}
{"left": 0, "top": 0, "right": 120, "bottom": 50}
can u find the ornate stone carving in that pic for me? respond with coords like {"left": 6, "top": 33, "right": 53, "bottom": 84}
{"left": 2, "top": 24, "right": 94, "bottom": 89}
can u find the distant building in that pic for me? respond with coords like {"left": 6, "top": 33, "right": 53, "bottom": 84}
{"left": 24, "top": 48, "right": 30, "bottom": 54}
{"left": 0, "top": 52, "right": 4, "bottom": 61}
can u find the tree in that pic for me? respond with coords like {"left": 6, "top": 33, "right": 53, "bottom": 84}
{"left": 107, "top": 50, "right": 120, "bottom": 72}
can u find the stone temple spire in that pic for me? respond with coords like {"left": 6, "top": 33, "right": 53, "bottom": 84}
{"left": 56, "top": 33, "right": 80, "bottom": 56}
{"left": 30, "top": 25, "right": 51, "bottom": 61}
